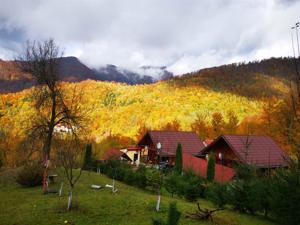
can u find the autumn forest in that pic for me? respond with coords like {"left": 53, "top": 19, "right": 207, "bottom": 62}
{"left": 0, "top": 56, "right": 299, "bottom": 167}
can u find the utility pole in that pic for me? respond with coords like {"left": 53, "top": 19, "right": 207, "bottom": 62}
{"left": 291, "top": 25, "right": 300, "bottom": 99}
{"left": 295, "top": 22, "right": 300, "bottom": 57}
{"left": 156, "top": 142, "right": 162, "bottom": 212}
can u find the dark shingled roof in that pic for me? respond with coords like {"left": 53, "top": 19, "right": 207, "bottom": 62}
{"left": 201, "top": 135, "right": 289, "bottom": 168}
{"left": 139, "top": 130, "right": 205, "bottom": 156}
{"left": 102, "top": 148, "right": 130, "bottom": 161}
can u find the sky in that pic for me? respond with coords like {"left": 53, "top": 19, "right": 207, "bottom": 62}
{"left": 0, "top": 0, "right": 299, "bottom": 75}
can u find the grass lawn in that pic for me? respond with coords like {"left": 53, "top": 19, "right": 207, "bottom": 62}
{"left": 0, "top": 169, "right": 276, "bottom": 225}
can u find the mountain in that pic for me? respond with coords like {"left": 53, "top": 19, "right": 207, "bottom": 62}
{"left": 0, "top": 57, "right": 295, "bottom": 153}
{"left": 170, "top": 57, "right": 295, "bottom": 98}
{"left": 57, "top": 56, "right": 174, "bottom": 84}
{"left": 0, "top": 57, "right": 174, "bottom": 93}
{"left": 0, "top": 56, "right": 295, "bottom": 95}
{"left": 57, "top": 56, "right": 98, "bottom": 81}
{"left": 93, "top": 64, "right": 153, "bottom": 84}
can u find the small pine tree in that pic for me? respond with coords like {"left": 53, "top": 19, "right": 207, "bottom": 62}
{"left": 167, "top": 202, "right": 181, "bottom": 225}
{"left": 206, "top": 183, "right": 228, "bottom": 208}
{"left": 270, "top": 164, "right": 300, "bottom": 225}
{"left": 206, "top": 153, "right": 215, "bottom": 181}
{"left": 174, "top": 143, "right": 182, "bottom": 174}
{"left": 152, "top": 202, "right": 181, "bottom": 225}
{"left": 165, "top": 173, "right": 179, "bottom": 197}
{"left": 83, "top": 144, "right": 93, "bottom": 170}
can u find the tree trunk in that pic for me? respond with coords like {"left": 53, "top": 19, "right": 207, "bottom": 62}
{"left": 42, "top": 153, "right": 49, "bottom": 194}
{"left": 59, "top": 182, "right": 64, "bottom": 197}
{"left": 67, "top": 189, "right": 73, "bottom": 211}
{"left": 41, "top": 111, "right": 55, "bottom": 193}
{"left": 156, "top": 194, "right": 161, "bottom": 212}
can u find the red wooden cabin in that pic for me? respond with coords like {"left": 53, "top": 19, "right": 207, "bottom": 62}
{"left": 198, "top": 135, "right": 289, "bottom": 169}
{"left": 137, "top": 130, "right": 205, "bottom": 165}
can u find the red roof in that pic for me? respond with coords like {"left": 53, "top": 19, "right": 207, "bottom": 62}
{"left": 125, "top": 146, "right": 143, "bottom": 151}
{"left": 139, "top": 130, "right": 205, "bottom": 156}
{"left": 102, "top": 148, "right": 127, "bottom": 160}
{"left": 202, "top": 135, "right": 288, "bottom": 168}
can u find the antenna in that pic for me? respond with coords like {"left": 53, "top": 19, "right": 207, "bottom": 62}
{"left": 295, "top": 22, "right": 300, "bottom": 58}
{"left": 291, "top": 27, "right": 296, "bottom": 58}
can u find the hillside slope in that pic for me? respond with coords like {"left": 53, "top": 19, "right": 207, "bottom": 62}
{"left": 0, "top": 78, "right": 277, "bottom": 140}
{"left": 171, "top": 57, "right": 293, "bottom": 98}
{"left": 0, "top": 170, "right": 275, "bottom": 225}
{"left": 0, "top": 57, "right": 292, "bottom": 156}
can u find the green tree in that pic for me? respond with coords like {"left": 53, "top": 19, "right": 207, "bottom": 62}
{"left": 174, "top": 143, "right": 183, "bottom": 174}
{"left": 83, "top": 144, "right": 93, "bottom": 170}
{"left": 205, "top": 183, "right": 228, "bottom": 208}
{"left": 206, "top": 153, "right": 215, "bottom": 181}
{"left": 152, "top": 202, "right": 181, "bottom": 225}
{"left": 165, "top": 173, "right": 179, "bottom": 197}
{"left": 270, "top": 164, "right": 300, "bottom": 225}
{"left": 167, "top": 202, "right": 181, "bottom": 225}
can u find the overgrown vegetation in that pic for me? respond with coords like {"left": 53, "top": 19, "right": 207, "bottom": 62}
{"left": 202, "top": 160, "right": 300, "bottom": 225}
{"left": 16, "top": 161, "right": 43, "bottom": 187}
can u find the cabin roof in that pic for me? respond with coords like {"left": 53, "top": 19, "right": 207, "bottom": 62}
{"left": 138, "top": 130, "right": 205, "bottom": 156}
{"left": 201, "top": 134, "right": 289, "bottom": 168}
{"left": 102, "top": 148, "right": 131, "bottom": 161}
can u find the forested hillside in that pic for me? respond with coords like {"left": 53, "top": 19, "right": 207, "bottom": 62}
{"left": 0, "top": 57, "right": 296, "bottom": 165}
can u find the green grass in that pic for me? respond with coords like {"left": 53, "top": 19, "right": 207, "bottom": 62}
{"left": 0, "top": 169, "right": 276, "bottom": 225}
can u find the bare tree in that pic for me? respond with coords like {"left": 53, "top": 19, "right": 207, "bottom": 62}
{"left": 55, "top": 135, "right": 84, "bottom": 211}
{"left": 241, "top": 134, "right": 253, "bottom": 164}
{"left": 17, "top": 39, "right": 84, "bottom": 193}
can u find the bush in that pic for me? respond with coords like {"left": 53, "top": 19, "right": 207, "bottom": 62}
{"left": 146, "top": 169, "right": 161, "bottom": 192}
{"left": 176, "top": 171, "right": 205, "bottom": 201}
{"left": 166, "top": 202, "right": 181, "bottom": 225}
{"left": 16, "top": 162, "right": 43, "bottom": 187}
{"left": 227, "top": 178, "right": 268, "bottom": 214}
{"left": 135, "top": 165, "right": 147, "bottom": 188}
{"left": 82, "top": 144, "right": 93, "bottom": 170}
{"left": 99, "top": 160, "right": 149, "bottom": 189}
{"left": 205, "top": 182, "right": 229, "bottom": 208}
{"left": 269, "top": 165, "right": 300, "bottom": 225}
{"left": 227, "top": 162, "right": 272, "bottom": 215}
{"left": 182, "top": 183, "right": 200, "bottom": 201}
{"left": 152, "top": 202, "right": 181, "bottom": 225}
{"left": 152, "top": 218, "right": 164, "bottom": 225}
{"left": 234, "top": 163, "right": 256, "bottom": 181}
{"left": 114, "top": 167, "right": 126, "bottom": 181}
{"left": 124, "top": 169, "right": 136, "bottom": 185}
{"left": 165, "top": 173, "right": 179, "bottom": 197}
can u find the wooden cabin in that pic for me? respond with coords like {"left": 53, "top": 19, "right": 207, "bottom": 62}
{"left": 101, "top": 148, "right": 131, "bottom": 162}
{"left": 120, "top": 146, "right": 143, "bottom": 165}
{"left": 137, "top": 130, "right": 205, "bottom": 165}
{"left": 198, "top": 135, "right": 288, "bottom": 169}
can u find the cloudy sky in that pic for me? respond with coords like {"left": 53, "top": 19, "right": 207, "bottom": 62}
{"left": 0, "top": 0, "right": 299, "bottom": 75}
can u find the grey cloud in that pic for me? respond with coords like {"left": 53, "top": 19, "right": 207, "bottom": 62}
{"left": 0, "top": 0, "right": 299, "bottom": 74}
